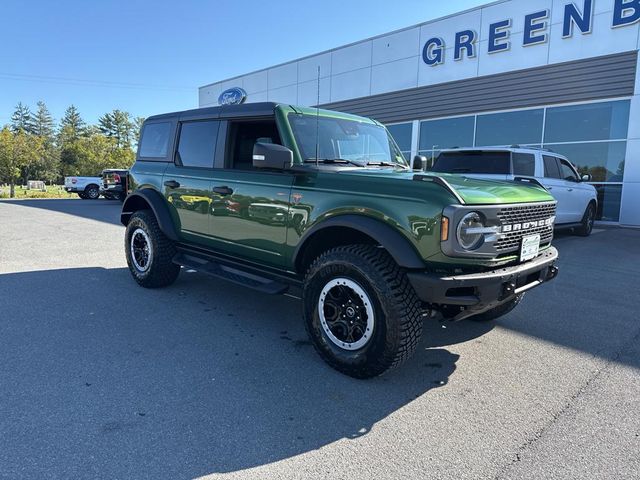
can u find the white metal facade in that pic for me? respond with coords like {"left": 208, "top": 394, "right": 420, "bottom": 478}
{"left": 199, "top": 0, "right": 640, "bottom": 226}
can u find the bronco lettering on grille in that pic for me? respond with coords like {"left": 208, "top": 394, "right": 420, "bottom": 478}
{"left": 501, "top": 217, "right": 555, "bottom": 233}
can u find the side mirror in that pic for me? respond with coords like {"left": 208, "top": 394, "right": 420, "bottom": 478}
{"left": 412, "top": 155, "right": 427, "bottom": 171}
{"left": 253, "top": 142, "right": 293, "bottom": 170}
{"left": 581, "top": 174, "right": 592, "bottom": 182}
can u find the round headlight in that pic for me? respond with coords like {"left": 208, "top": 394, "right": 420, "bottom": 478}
{"left": 456, "top": 212, "right": 485, "bottom": 250}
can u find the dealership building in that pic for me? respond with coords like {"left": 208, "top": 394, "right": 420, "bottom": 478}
{"left": 199, "top": 0, "right": 640, "bottom": 226}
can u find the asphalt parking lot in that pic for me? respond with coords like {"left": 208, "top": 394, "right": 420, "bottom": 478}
{"left": 0, "top": 199, "right": 639, "bottom": 480}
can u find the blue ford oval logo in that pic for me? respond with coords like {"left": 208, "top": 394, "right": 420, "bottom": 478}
{"left": 218, "top": 87, "right": 247, "bottom": 106}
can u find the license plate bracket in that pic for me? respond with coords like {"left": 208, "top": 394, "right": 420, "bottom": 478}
{"left": 520, "top": 234, "right": 541, "bottom": 262}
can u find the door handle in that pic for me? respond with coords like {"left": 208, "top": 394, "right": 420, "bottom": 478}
{"left": 164, "top": 180, "right": 180, "bottom": 189}
{"left": 213, "top": 185, "right": 234, "bottom": 195}
{"left": 567, "top": 188, "right": 573, "bottom": 192}
{"left": 547, "top": 187, "right": 553, "bottom": 190}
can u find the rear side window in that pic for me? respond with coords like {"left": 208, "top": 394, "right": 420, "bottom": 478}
{"left": 543, "top": 155, "right": 561, "bottom": 179}
{"left": 139, "top": 122, "right": 171, "bottom": 159}
{"left": 177, "top": 121, "right": 220, "bottom": 168}
{"left": 431, "top": 151, "right": 511, "bottom": 174}
{"left": 512, "top": 153, "right": 535, "bottom": 176}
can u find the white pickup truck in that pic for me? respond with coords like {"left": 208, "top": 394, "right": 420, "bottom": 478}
{"left": 64, "top": 176, "right": 102, "bottom": 199}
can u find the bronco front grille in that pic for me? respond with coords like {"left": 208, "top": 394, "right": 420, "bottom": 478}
{"left": 495, "top": 202, "right": 556, "bottom": 253}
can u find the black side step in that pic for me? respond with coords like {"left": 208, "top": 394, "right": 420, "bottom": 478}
{"left": 173, "top": 252, "right": 289, "bottom": 295}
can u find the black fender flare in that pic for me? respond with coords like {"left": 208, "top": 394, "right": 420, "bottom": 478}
{"left": 294, "top": 215, "right": 425, "bottom": 270}
{"left": 120, "top": 189, "right": 179, "bottom": 241}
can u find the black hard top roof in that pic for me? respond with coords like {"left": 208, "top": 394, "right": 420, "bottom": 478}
{"left": 145, "top": 102, "right": 283, "bottom": 123}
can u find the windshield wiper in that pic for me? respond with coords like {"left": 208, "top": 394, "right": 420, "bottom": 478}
{"left": 367, "top": 161, "right": 409, "bottom": 170}
{"left": 304, "top": 158, "right": 366, "bottom": 167}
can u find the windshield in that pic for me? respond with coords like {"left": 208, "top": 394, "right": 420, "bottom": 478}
{"left": 288, "top": 114, "right": 407, "bottom": 167}
{"left": 431, "top": 151, "right": 511, "bottom": 174}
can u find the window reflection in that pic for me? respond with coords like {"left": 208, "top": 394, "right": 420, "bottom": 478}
{"left": 387, "top": 123, "right": 412, "bottom": 152}
{"left": 544, "top": 142, "right": 626, "bottom": 182}
{"left": 476, "top": 109, "right": 543, "bottom": 146}
{"left": 544, "top": 101, "right": 630, "bottom": 143}
{"left": 591, "top": 184, "right": 623, "bottom": 222}
{"left": 419, "top": 116, "right": 474, "bottom": 151}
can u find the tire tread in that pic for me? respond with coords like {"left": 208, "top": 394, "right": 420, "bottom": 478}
{"left": 304, "top": 244, "right": 423, "bottom": 378}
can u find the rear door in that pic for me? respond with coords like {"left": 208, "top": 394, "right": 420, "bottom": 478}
{"left": 162, "top": 119, "right": 221, "bottom": 246}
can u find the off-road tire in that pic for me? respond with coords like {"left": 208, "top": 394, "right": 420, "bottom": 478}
{"left": 575, "top": 202, "right": 596, "bottom": 237}
{"left": 85, "top": 185, "right": 100, "bottom": 200}
{"left": 470, "top": 293, "right": 525, "bottom": 322}
{"left": 125, "top": 210, "right": 180, "bottom": 288}
{"left": 303, "top": 245, "right": 423, "bottom": 379}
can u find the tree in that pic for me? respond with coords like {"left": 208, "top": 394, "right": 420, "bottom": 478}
{"left": 98, "top": 109, "right": 134, "bottom": 148}
{"left": 58, "top": 105, "right": 86, "bottom": 144}
{"left": 10, "top": 102, "right": 35, "bottom": 134}
{"left": 0, "top": 128, "right": 44, "bottom": 197}
{"left": 60, "top": 133, "right": 134, "bottom": 177}
{"left": 32, "top": 101, "right": 55, "bottom": 140}
{"left": 133, "top": 116, "right": 145, "bottom": 148}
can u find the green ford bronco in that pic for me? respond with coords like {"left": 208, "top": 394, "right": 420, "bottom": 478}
{"left": 121, "top": 102, "right": 559, "bottom": 378}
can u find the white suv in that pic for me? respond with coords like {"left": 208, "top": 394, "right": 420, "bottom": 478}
{"left": 431, "top": 147, "right": 598, "bottom": 236}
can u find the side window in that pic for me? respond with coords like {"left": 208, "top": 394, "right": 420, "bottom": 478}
{"left": 228, "top": 120, "right": 281, "bottom": 170}
{"left": 543, "top": 155, "right": 561, "bottom": 179}
{"left": 558, "top": 158, "right": 579, "bottom": 182}
{"left": 176, "top": 120, "right": 219, "bottom": 168}
{"left": 139, "top": 122, "right": 171, "bottom": 159}
{"left": 512, "top": 153, "right": 535, "bottom": 176}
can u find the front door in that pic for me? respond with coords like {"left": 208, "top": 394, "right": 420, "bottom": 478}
{"left": 162, "top": 120, "right": 221, "bottom": 247}
{"left": 539, "top": 155, "right": 574, "bottom": 224}
{"left": 207, "top": 119, "right": 294, "bottom": 268}
{"left": 557, "top": 157, "right": 589, "bottom": 222}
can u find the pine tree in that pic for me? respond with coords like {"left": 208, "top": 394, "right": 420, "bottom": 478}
{"left": 32, "top": 101, "right": 55, "bottom": 140}
{"left": 98, "top": 109, "right": 133, "bottom": 148}
{"left": 10, "top": 102, "right": 35, "bottom": 134}
{"left": 59, "top": 105, "right": 86, "bottom": 143}
{"left": 133, "top": 116, "right": 145, "bottom": 148}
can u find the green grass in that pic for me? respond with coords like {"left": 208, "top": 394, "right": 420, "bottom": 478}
{"left": 0, "top": 185, "right": 78, "bottom": 199}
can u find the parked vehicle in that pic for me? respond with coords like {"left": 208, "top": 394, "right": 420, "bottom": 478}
{"left": 101, "top": 169, "right": 129, "bottom": 201}
{"left": 64, "top": 175, "right": 102, "bottom": 199}
{"left": 121, "top": 102, "right": 559, "bottom": 378}
{"left": 430, "top": 147, "right": 598, "bottom": 236}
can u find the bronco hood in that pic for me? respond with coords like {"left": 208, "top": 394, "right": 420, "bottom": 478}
{"left": 335, "top": 168, "right": 554, "bottom": 205}
{"left": 424, "top": 173, "right": 553, "bottom": 205}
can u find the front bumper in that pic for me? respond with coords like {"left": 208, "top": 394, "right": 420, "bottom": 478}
{"left": 407, "top": 247, "right": 559, "bottom": 321}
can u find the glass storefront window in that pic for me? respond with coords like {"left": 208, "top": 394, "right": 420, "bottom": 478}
{"left": 387, "top": 123, "right": 412, "bottom": 152}
{"left": 591, "top": 184, "right": 623, "bottom": 222}
{"left": 544, "top": 141, "right": 626, "bottom": 182}
{"left": 544, "top": 100, "right": 630, "bottom": 143}
{"left": 476, "top": 109, "right": 544, "bottom": 146}
{"left": 419, "top": 116, "right": 474, "bottom": 151}
{"left": 408, "top": 99, "right": 631, "bottom": 221}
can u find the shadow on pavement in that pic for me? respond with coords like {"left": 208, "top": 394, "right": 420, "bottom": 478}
{"left": 0, "top": 198, "right": 123, "bottom": 226}
{"left": 0, "top": 266, "right": 489, "bottom": 478}
{"left": 2, "top": 226, "right": 637, "bottom": 477}
{"left": 498, "top": 227, "right": 640, "bottom": 370}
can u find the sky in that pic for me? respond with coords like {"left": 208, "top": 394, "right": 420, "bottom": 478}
{"left": 0, "top": 0, "right": 487, "bottom": 126}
